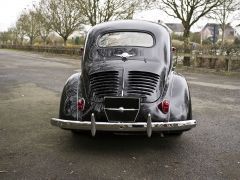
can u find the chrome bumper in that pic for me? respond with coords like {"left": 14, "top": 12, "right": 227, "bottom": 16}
{"left": 51, "top": 113, "right": 196, "bottom": 137}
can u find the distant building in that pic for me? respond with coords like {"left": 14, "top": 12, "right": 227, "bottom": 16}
{"left": 224, "top": 24, "right": 235, "bottom": 38}
{"left": 201, "top": 23, "right": 220, "bottom": 43}
{"left": 234, "top": 25, "right": 240, "bottom": 38}
{"left": 201, "top": 23, "right": 236, "bottom": 43}
{"left": 165, "top": 23, "right": 184, "bottom": 36}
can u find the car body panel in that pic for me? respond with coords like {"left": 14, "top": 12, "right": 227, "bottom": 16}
{"left": 53, "top": 20, "right": 196, "bottom": 136}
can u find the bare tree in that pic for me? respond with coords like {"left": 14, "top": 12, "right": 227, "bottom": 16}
{"left": 39, "top": 0, "right": 85, "bottom": 46}
{"left": 158, "top": 0, "right": 222, "bottom": 46}
{"left": 0, "top": 28, "right": 18, "bottom": 45}
{"left": 76, "top": 0, "right": 144, "bottom": 26}
{"left": 17, "top": 11, "right": 39, "bottom": 45}
{"left": 208, "top": 0, "right": 239, "bottom": 46}
{"left": 7, "top": 27, "right": 19, "bottom": 45}
{"left": 150, "top": 0, "right": 222, "bottom": 66}
{"left": 34, "top": 7, "right": 52, "bottom": 45}
{"left": 0, "top": 31, "right": 11, "bottom": 45}
{"left": 15, "top": 17, "right": 27, "bottom": 45}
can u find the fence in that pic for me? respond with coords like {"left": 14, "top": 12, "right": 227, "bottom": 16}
{"left": 174, "top": 46, "right": 240, "bottom": 72}
{"left": 1, "top": 44, "right": 240, "bottom": 72}
{"left": 0, "top": 45, "right": 84, "bottom": 56}
{"left": 174, "top": 54, "right": 240, "bottom": 72}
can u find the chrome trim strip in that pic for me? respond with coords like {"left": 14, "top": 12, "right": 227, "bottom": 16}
{"left": 122, "top": 68, "right": 125, "bottom": 96}
{"left": 168, "top": 72, "right": 175, "bottom": 122}
{"left": 105, "top": 108, "right": 138, "bottom": 111}
{"left": 51, "top": 118, "right": 197, "bottom": 133}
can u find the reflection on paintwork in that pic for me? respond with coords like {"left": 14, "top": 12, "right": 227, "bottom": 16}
{"left": 53, "top": 20, "right": 196, "bottom": 136}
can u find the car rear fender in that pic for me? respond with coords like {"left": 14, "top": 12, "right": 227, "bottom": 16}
{"left": 163, "top": 72, "right": 192, "bottom": 121}
{"left": 59, "top": 73, "right": 81, "bottom": 120}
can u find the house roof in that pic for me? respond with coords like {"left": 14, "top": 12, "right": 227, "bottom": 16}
{"left": 165, "top": 23, "right": 184, "bottom": 33}
{"left": 225, "top": 23, "right": 234, "bottom": 30}
{"left": 202, "top": 23, "right": 234, "bottom": 31}
{"left": 202, "top": 23, "right": 220, "bottom": 31}
{"left": 234, "top": 26, "right": 240, "bottom": 37}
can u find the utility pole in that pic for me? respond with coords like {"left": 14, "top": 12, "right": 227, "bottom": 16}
{"left": 213, "top": 24, "right": 218, "bottom": 44}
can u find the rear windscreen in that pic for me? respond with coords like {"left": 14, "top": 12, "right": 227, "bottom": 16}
{"left": 98, "top": 32, "right": 154, "bottom": 48}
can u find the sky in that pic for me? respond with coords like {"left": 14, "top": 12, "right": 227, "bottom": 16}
{"left": 0, "top": 0, "right": 38, "bottom": 31}
{"left": 0, "top": 0, "right": 239, "bottom": 32}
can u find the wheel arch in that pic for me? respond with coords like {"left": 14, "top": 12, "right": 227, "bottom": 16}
{"left": 59, "top": 73, "right": 81, "bottom": 120}
{"left": 167, "top": 72, "right": 192, "bottom": 121}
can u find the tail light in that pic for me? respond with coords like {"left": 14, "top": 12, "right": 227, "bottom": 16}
{"left": 158, "top": 100, "right": 170, "bottom": 114}
{"left": 77, "top": 98, "right": 85, "bottom": 111}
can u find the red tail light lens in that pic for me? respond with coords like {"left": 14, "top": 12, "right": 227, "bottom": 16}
{"left": 77, "top": 98, "right": 85, "bottom": 111}
{"left": 158, "top": 100, "right": 170, "bottom": 114}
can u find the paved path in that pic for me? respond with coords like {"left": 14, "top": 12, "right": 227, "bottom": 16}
{"left": 0, "top": 49, "right": 239, "bottom": 179}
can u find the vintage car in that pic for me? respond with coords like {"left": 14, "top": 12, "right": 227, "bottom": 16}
{"left": 51, "top": 20, "right": 196, "bottom": 137}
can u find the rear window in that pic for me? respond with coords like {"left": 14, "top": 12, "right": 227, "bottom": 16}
{"left": 98, "top": 32, "right": 154, "bottom": 48}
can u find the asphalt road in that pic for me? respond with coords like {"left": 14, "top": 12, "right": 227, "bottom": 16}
{"left": 0, "top": 49, "right": 239, "bottom": 179}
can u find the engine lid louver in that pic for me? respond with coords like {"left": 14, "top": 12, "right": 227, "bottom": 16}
{"left": 89, "top": 70, "right": 160, "bottom": 102}
{"left": 126, "top": 71, "right": 160, "bottom": 98}
{"left": 89, "top": 71, "right": 120, "bottom": 99}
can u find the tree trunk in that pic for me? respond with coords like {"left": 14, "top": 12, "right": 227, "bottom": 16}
{"left": 183, "top": 28, "right": 191, "bottom": 66}
{"left": 30, "top": 37, "right": 33, "bottom": 46}
{"left": 221, "top": 25, "right": 225, "bottom": 48}
{"left": 221, "top": 1, "right": 226, "bottom": 48}
{"left": 20, "top": 37, "right": 24, "bottom": 45}
{"left": 63, "top": 38, "right": 67, "bottom": 46}
{"left": 44, "top": 39, "right": 47, "bottom": 46}
{"left": 42, "top": 37, "right": 47, "bottom": 46}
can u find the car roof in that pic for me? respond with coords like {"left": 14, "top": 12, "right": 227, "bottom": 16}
{"left": 89, "top": 20, "right": 170, "bottom": 37}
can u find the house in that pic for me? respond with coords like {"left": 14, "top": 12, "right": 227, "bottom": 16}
{"left": 223, "top": 24, "right": 235, "bottom": 38}
{"left": 234, "top": 25, "right": 240, "bottom": 38}
{"left": 201, "top": 23, "right": 236, "bottom": 43}
{"left": 201, "top": 23, "right": 220, "bottom": 43}
{"left": 165, "top": 23, "right": 184, "bottom": 36}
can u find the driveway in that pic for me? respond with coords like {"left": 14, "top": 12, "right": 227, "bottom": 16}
{"left": 0, "top": 49, "right": 239, "bottom": 179}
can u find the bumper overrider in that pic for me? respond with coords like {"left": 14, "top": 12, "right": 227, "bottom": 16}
{"left": 51, "top": 113, "right": 196, "bottom": 137}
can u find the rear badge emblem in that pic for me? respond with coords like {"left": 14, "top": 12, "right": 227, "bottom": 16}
{"left": 119, "top": 107, "right": 124, "bottom": 112}
{"left": 115, "top": 52, "right": 134, "bottom": 62}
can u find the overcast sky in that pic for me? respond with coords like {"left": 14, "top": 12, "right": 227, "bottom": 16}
{"left": 0, "top": 0, "right": 239, "bottom": 32}
{"left": 0, "top": 0, "right": 38, "bottom": 31}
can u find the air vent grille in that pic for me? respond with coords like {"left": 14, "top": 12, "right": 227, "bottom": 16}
{"left": 89, "top": 71, "right": 119, "bottom": 98}
{"left": 126, "top": 71, "right": 160, "bottom": 97}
